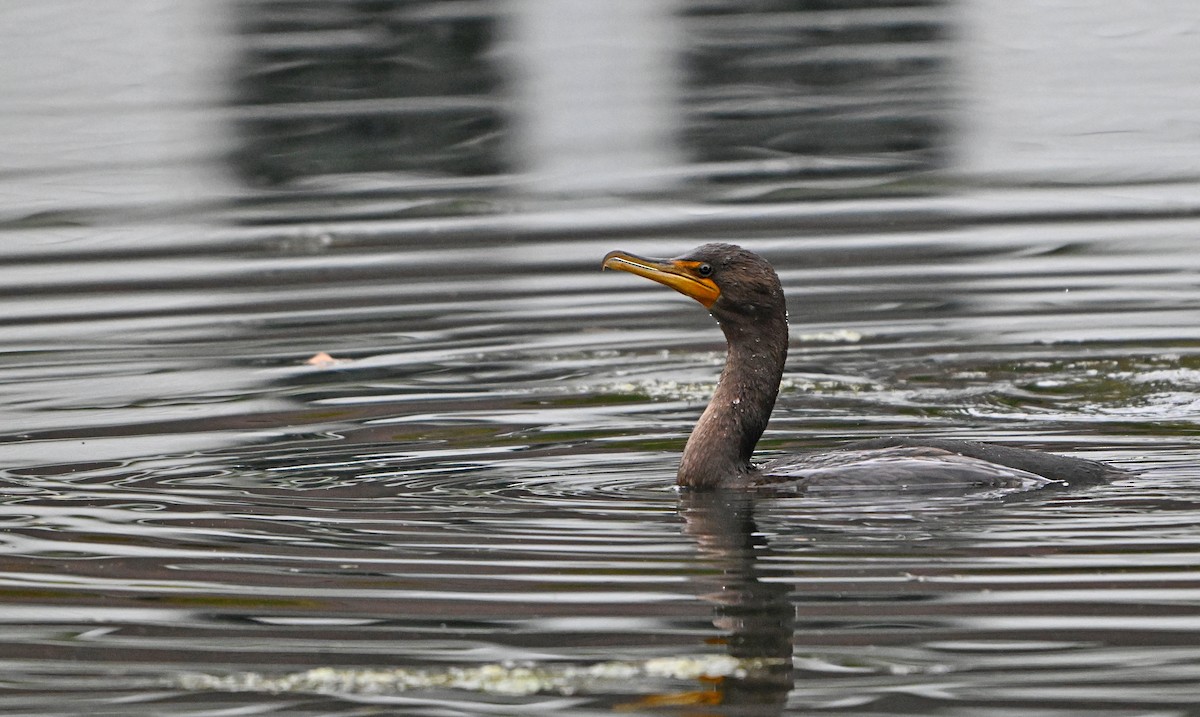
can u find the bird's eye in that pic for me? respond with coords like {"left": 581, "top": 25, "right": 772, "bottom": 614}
{"left": 697, "top": 263, "right": 713, "bottom": 278}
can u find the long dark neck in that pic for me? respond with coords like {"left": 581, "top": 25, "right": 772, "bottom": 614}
{"left": 678, "top": 310, "right": 788, "bottom": 489}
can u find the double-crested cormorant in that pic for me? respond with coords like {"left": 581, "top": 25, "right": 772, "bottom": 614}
{"left": 603, "top": 243, "right": 1125, "bottom": 490}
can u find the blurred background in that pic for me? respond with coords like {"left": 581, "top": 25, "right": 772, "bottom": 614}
{"left": 4, "top": 0, "right": 1198, "bottom": 223}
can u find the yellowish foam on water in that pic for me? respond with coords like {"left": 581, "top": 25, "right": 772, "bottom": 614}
{"left": 174, "top": 655, "right": 787, "bottom": 697}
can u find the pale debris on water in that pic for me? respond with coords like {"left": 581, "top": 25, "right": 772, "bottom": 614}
{"left": 600, "top": 375, "right": 855, "bottom": 401}
{"left": 603, "top": 378, "right": 715, "bottom": 401}
{"left": 173, "top": 654, "right": 784, "bottom": 698}
{"left": 304, "top": 351, "right": 352, "bottom": 368}
{"left": 796, "top": 329, "right": 863, "bottom": 343}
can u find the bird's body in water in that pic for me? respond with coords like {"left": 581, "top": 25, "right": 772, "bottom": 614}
{"left": 602, "top": 243, "right": 1126, "bottom": 491}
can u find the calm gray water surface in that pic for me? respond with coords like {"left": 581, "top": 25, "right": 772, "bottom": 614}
{"left": 3, "top": 197, "right": 1200, "bottom": 715}
{"left": 3, "top": 2, "right": 1200, "bottom": 716}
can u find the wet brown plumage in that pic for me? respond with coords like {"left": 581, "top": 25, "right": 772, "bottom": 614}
{"left": 603, "top": 243, "right": 1126, "bottom": 491}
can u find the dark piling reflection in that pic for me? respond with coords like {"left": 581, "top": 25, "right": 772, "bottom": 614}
{"left": 680, "top": 492, "right": 795, "bottom": 711}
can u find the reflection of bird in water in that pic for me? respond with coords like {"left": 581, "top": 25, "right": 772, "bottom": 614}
{"left": 603, "top": 243, "right": 1126, "bottom": 490}
{"left": 680, "top": 492, "right": 794, "bottom": 709}
{"left": 620, "top": 492, "right": 794, "bottom": 713}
